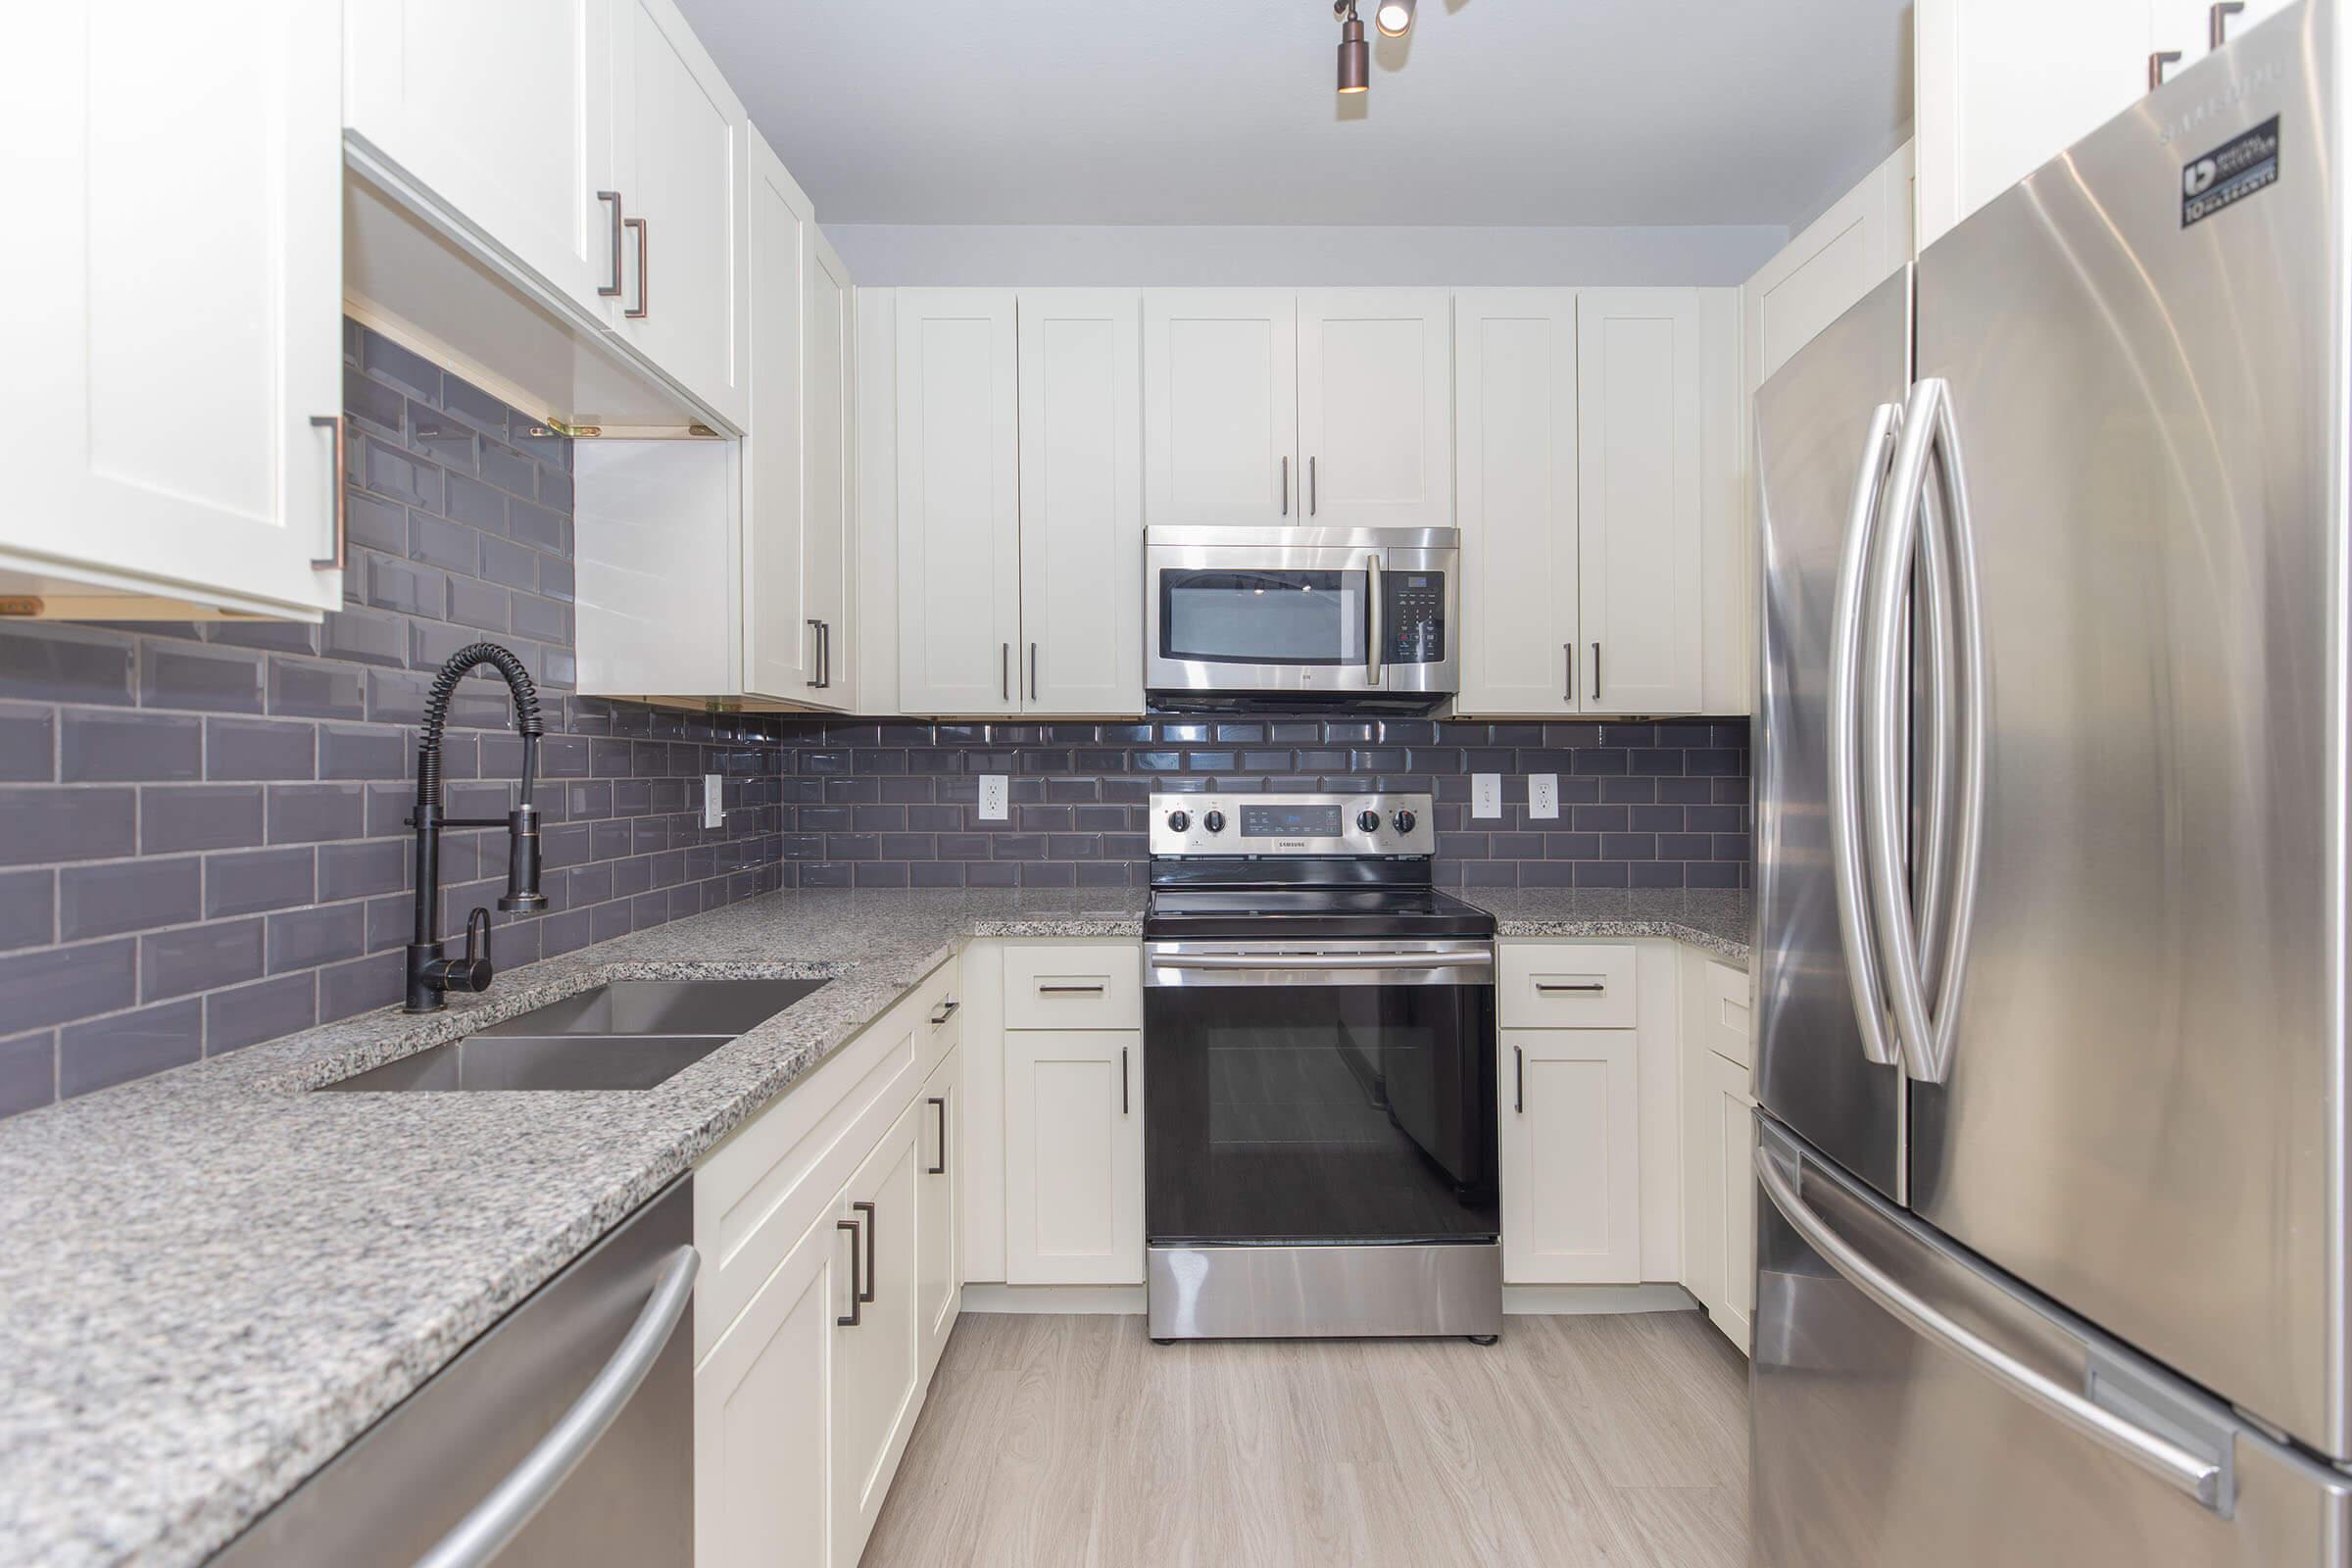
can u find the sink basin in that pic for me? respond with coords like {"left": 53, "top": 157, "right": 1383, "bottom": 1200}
{"left": 318, "top": 977, "right": 830, "bottom": 1093}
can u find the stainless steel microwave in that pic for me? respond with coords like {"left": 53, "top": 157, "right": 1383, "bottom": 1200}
{"left": 1144, "top": 527, "right": 1459, "bottom": 712}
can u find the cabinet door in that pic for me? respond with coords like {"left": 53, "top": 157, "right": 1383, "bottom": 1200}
{"left": 1142, "top": 290, "right": 1298, "bottom": 527}
{"left": 1297, "top": 289, "right": 1453, "bottom": 527}
{"left": 831, "top": 1100, "right": 923, "bottom": 1568}
{"left": 800, "top": 228, "right": 855, "bottom": 708}
{"left": 610, "top": 0, "right": 749, "bottom": 429}
{"left": 1454, "top": 290, "right": 1580, "bottom": 714}
{"left": 916, "top": 1048, "right": 961, "bottom": 1382}
{"left": 1914, "top": 0, "right": 2154, "bottom": 249}
{"left": 344, "top": 0, "right": 614, "bottom": 315}
{"left": 6, "top": 1, "right": 342, "bottom": 617}
{"left": 1498, "top": 1027, "right": 1642, "bottom": 1284}
{"left": 695, "top": 1203, "right": 837, "bottom": 1568}
{"left": 1018, "top": 290, "right": 1145, "bottom": 715}
{"left": 741, "top": 132, "right": 812, "bottom": 701}
{"left": 1004, "top": 1030, "right": 1144, "bottom": 1285}
{"left": 895, "top": 290, "right": 1022, "bottom": 713}
{"left": 1682, "top": 1047, "right": 1756, "bottom": 1352}
{"left": 1575, "top": 289, "right": 1704, "bottom": 714}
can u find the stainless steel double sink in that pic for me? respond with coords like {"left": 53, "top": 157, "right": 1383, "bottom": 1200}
{"left": 318, "top": 977, "right": 829, "bottom": 1094}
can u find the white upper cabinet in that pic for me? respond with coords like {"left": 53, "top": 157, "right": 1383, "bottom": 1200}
{"left": 4, "top": 0, "right": 343, "bottom": 619}
{"left": 344, "top": 0, "right": 616, "bottom": 318}
{"left": 801, "top": 228, "right": 856, "bottom": 709}
{"left": 1454, "top": 290, "right": 1581, "bottom": 714}
{"left": 1296, "top": 289, "right": 1453, "bottom": 527}
{"left": 1143, "top": 290, "right": 1299, "bottom": 527}
{"left": 1017, "top": 290, "right": 1145, "bottom": 715}
{"left": 1576, "top": 289, "right": 1704, "bottom": 715}
{"left": 1743, "top": 144, "right": 1913, "bottom": 391}
{"left": 896, "top": 290, "right": 1023, "bottom": 714}
{"left": 742, "top": 133, "right": 812, "bottom": 701}
{"left": 609, "top": 0, "right": 750, "bottom": 430}
{"left": 1915, "top": 0, "right": 2155, "bottom": 250}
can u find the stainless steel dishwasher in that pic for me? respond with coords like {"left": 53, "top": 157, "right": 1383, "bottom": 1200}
{"left": 211, "top": 1179, "right": 697, "bottom": 1567}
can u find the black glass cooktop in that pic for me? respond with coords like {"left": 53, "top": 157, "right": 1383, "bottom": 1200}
{"left": 1145, "top": 885, "right": 1494, "bottom": 941}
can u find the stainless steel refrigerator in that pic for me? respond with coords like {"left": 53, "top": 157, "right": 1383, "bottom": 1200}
{"left": 1749, "top": 2, "right": 2352, "bottom": 1559}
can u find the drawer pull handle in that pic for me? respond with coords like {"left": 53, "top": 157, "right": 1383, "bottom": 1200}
{"left": 853, "top": 1200, "right": 876, "bottom": 1303}
{"left": 928, "top": 1096, "right": 948, "bottom": 1175}
{"left": 929, "top": 999, "right": 959, "bottom": 1026}
{"left": 1039, "top": 982, "right": 1107, "bottom": 994}
{"left": 836, "top": 1218, "right": 862, "bottom": 1327}
{"left": 1513, "top": 1045, "right": 1524, "bottom": 1114}
{"left": 1121, "top": 1045, "right": 1130, "bottom": 1115}
{"left": 1536, "top": 981, "right": 1607, "bottom": 993}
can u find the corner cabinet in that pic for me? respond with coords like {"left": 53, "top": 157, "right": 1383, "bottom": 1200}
{"left": 1454, "top": 289, "right": 1709, "bottom": 716}
{"left": 1677, "top": 946, "right": 1756, "bottom": 1352}
{"left": 6, "top": 0, "right": 343, "bottom": 620}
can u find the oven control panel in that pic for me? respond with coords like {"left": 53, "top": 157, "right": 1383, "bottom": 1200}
{"left": 1150, "top": 792, "right": 1435, "bottom": 858}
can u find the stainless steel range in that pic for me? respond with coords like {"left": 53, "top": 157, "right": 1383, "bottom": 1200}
{"left": 1141, "top": 791, "right": 1501, "bottom": 1342}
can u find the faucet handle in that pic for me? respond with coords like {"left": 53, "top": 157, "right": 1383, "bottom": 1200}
{"left": 440, "top": 907, "right": 495, "bottom": 994}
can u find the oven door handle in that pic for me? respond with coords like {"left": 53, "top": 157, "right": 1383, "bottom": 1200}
{"left": 1152, "top": 950, "right": 1494, "bottom": 972}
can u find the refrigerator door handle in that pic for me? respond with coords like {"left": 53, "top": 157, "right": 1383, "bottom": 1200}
{"left": 1864, "top": 376, "right": 1985, "bottom": 1086}
{"left": 1754, "top": 1142, "right": 2230, "bottom": 1512}
{"left": 1828, "top": 401, "right": 1904, "bottom": 1067}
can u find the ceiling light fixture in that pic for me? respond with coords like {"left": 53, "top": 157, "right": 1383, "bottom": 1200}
{"left": 1375, "top": 0, "right": 1415, "bottom": 37}
{"left": 1334, "top": 0, "right": 1370, "bottom": 94}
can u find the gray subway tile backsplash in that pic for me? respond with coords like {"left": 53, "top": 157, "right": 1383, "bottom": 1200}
{"left": 0, "top": 322, "right": 788, "bottom": 1120}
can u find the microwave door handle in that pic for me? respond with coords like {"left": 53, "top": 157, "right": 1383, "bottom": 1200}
{"left": 1365, "top": 556, "right": 1384, "bottom": 685}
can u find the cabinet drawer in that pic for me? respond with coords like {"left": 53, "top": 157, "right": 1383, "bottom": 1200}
{"left": 1498, "top": 944, "right": 1638, "bottom": 1028}
{"left": 1003, "top": 943, "right": 1141, "bottom": 1030}
{"left": 1687, "top": 955, "right": 1753, "bottom": 1070}
{"left": 911, "top": 956, "right": 961, "bottom": 1078}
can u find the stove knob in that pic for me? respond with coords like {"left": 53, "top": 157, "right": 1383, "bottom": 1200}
{"left": 1392, "top": 808, "right": 1418, "bottom": 836}
{"left": 1356, "top": 809, "right": 1382, "bottom": 834}
{"left": 1166, "top": 809, "right": 1190, "bottom": 833}
{"left": 1202, "top": 809, "right": 1226, "bottom": 834}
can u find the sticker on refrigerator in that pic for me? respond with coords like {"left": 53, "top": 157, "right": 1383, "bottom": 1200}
{"left": 2181, "top": 116, "right": 2279, "bottom": 227}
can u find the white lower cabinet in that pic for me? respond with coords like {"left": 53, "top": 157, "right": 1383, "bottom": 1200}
{"left": 692, "top": 956, "right": 961, "bottom": 1568}
{"left": 1677, "top": 947, "right": 1757, "bottom": 1352}
{"left": 1498, "top": 1026, "right": 1643, "bottom": 1284}
{"left": 694, "top": 1204, "right": 837, "bottom": 1568}
{"left": 916, "top": 1048, "right": 961, "bottom": 1381}
{"left": 1004, "top": 1028, "right": 1145, "bottom": 1286}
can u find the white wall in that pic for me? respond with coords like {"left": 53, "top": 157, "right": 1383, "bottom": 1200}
{"left": 828, "top": 224, "right": 1788, "bottom": 289}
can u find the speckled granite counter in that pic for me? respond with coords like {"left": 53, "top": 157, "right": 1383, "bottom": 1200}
{"left": 1459, "top": 887, "right": 1752, "bottom": 967}
{"left": 0, "top": 889, "right": 1142, "bottom": 1568}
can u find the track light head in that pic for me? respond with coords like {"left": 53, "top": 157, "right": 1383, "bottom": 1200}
{"left": 1375, "top": 0, "right": 1414, "bottom": 37}
{"left": 1335, "top": 0, "right": 1370, "bottom": 93}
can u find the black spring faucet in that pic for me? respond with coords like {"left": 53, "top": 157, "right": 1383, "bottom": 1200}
{"left": 404, "top": 643, "right": 548, "bottom": 1013}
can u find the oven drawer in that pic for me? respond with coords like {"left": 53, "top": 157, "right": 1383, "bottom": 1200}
{"left": 1498, "top": 943, "right": 1637, "bottom": 1028}
{"left": 1004, "top": 942, "right": 1142, "bottom": 1030}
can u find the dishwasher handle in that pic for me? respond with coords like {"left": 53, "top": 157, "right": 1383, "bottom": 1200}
{"left": 412, "top": 1245, "right": 700, "bottom": 1568}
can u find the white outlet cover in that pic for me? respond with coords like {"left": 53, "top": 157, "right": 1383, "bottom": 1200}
{"left": 1529, "top": 773, "right": 1559, "bottom": 819}
{"left": 1472, "top": 772, "right": 1502, "bottom": 819}
{"left": 978, "top": 774, "right": 1010, "bottom": 821}
{"left": 703, "top": 773, "right": 725, "bottom": 829}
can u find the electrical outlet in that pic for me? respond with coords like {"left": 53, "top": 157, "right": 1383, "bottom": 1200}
{"left": 1472, "top": 772, "right": 1502, "bottom": 819}
{"left": 1529, "top": 773, "right": 1559, "bottom": 819}
{"left": 978, "top": 774, "right": 1010, "bottom": 821}
{"left": 702, "top": 773, "right": 725, "bottom": 829}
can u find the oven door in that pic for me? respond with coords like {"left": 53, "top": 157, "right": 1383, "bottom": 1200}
{"left": 1144, "top": 528, "right": 1457, "bottom": 701}
{"left": 1142, "top": 939, "right": 1498, "bottom": 1246}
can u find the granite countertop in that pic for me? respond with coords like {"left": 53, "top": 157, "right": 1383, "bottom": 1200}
{"left": 0, "top": 889, "right": 1143, "bottom": 1568}
{"left": 1458, "top": 887, "right": 1752, "bottom": 968}
{"left": 0, "top": 881, "right": 1747, "bottom": 1568}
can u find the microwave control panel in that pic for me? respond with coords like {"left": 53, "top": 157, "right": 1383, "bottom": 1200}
{"left": 1383, "top": 572, "right": 1446, "bottom": 664}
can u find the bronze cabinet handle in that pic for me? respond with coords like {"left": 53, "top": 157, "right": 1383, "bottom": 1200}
{"left": 596, "top": 191, "right": 624, "bottom": 296}
{"left": 927, "top": 1096, "right": 948, "bottom": 1175}
{"left": 853, "top": 1200, "right": 876, "bottom": 1303}
{"left": 309, "top": 415, "right": 346, "bottom": 570}
{"left": 623, "top": 216, "right": 649, "bottom": 318}
{"left": 836, "top": 1217, "right": 862, "bottom": 1326}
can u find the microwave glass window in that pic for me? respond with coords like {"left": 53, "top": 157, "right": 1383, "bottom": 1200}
{"left": 1160, "top": 569, "right": 1366, "bottom": 666}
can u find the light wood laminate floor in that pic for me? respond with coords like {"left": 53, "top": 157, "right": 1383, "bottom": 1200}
{"left": 860, "top": 1311, "right": 1750, "bottom": 1568}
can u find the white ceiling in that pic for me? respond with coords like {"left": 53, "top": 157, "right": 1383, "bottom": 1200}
{"left": 676, "top": 0, "right": 1913, "bottom": 231}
